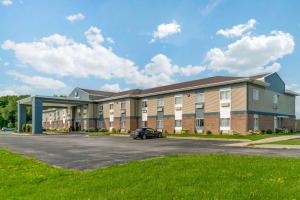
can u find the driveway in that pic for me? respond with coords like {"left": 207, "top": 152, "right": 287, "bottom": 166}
{"left": 1, "top": 134, "right": 300, "bottom": 170}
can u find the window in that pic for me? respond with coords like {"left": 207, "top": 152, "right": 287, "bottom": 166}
{"left": 142, "top": 99, "right": 148, "bottom": 108}
{"left": 175, "top": 95, "right": 182, "bottom": 105}
{"left": 98, "top": 120, "right": 104, "bottom": 129}
{"left": 253, "top": 89, "right": 259, "bottom": 101}
{"left": 157, "top": 111, "right": 164, "bottom": 128}
{"left": 196, "top": 93, "right": 205, "bottom": 103}
{"left": 77, "top": 107, "right": 81, "bottom": 113}
{"left": 110, "top": 122, "right": 114, "bottom": 128}
{"left": 121, "top": 101, "right": 126, "bottom": 110}
{"left": 175, "top": 120, "right": 182, "bottom": 127}
{"left": 142, "top": 121, "right": 147, "bottom": 127}
{"left": 196, "top": 119, "right": 204, "bottom": 128}
{"left": 220, "top": 118, "right": 230, "bottom": 127}
{"left": 109, "top": 103, "right": 114, "bottom": 110}
{"left": 254, "top": 115, "right": 259, "bottom": 131}
{"left": 121, "top": 113, "right": 126, "bottom": 128}
{"left": 220, "top": 90, "right": 231, "bottom": 101}
{"left": 273, "top": 95, "right": 279, "bottom": 104}
{"left": 99, "top": 104, "right": 103, "bottom": 111}
{"left": 157, "top": 98, "right": 164, "bottom": 107}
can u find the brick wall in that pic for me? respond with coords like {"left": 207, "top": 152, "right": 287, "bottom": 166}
{"left": 182, "top": 115, "right": 196, "bottom": 133}
{"left": 164, "top": 116, "right": 174, "bottom": 133}
{"left": 204, "top": 114, "right": 219, "bottom": 134}
{"left": 148, "top": 116, "right": 156, "bottom": 129}
{"left": 282, "top": 118, "right": 295, "bottom": 131}
{"left": 258, "top": 115, "right": 274, "bottom": 131}
{"left": 231, "top": 113, "right": 248, "bottom": 134}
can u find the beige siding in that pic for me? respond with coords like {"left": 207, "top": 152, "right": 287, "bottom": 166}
{"left": 148, "top": 98, "right": 157, "bottom": 116}
{"left": 113, "top": 100, "right": 120, "bottom": 118}
{"left": 183, "top": 92, "right": 195, "bottom": 114}
{"left": 231, "top": 85, "right": 247, "bottom": 111}
{"left": 164, "top": 95, "right": 174, "bottom": 115}
{"left": 248, "top": 85, "right": 295, "bottom": 115}
{"left": 205, "top": 88, "right": 219, "bottom": 113}
{"left": 129, "top": 99, "right": 138, "bottom": 117}
{"left": 103, "top": 102, "right": 110, "bottom": 118}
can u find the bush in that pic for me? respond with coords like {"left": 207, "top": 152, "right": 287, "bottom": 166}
{"left": 111, "top": 128, "right": 117, "bottom": 134}
{"left": 7, "top": 122, "right": 14, "bottom": 128}
{"left": 266, "top": 129, "right": 273, "bottom": 134}
{"left": 181, "top": 129, "right": 189, "bottom": 134}
{"left": 206, "top": 130, "right": 212, "bottom": 135}
{"left": 261, "top": 130, "right": 265, "bottom": 134}
{"left": 254, "top": 130, "right": 263, "bottom": 135}
{"left": 22, "top": 124, "right": 26, "bottom": 132}
{"left": 24, "top": 124, "right": 31, "bottom": 133}
{"left": 127, "top": 130, "right": 131, "bottom": 134}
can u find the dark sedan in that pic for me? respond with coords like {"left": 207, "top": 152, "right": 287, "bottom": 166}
{"left": 131, "top": 128, "right": 163, "bottom": 139}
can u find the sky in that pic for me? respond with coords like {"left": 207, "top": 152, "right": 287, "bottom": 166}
{"left": 0, "top": 0, "right": 300, "bottom": 115}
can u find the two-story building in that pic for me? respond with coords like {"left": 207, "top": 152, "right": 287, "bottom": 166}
{"left": 18, "top": 72, "right": 298, "bottom": 134}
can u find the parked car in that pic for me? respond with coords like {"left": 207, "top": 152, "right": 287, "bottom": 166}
{"left": 1, "top": 127, "right": 14, "bottom": 132}
{"left": 131, "top": 128, "right": 163, "bottom": 139}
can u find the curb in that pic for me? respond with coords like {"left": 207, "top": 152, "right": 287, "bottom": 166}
{"left": 166, "top": 136, "right": 251, "bottom": 142}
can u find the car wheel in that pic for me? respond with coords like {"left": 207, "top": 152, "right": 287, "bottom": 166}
{"left": 142, "top": 134, "right": 147, "bottom": 140}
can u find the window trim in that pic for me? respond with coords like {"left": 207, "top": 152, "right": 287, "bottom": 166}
{"left": 174, "top": 94, "right": 183, "bottom": 106}
{"left": 196, "top": 92, "right": 205, "bottom": 103}
{"left": 219, "top": 88, "right": 231, "bottom": 101}
{"left": 253, "top": 89, "right": 260, "bottom": 101}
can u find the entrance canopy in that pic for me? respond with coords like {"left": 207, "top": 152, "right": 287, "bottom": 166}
{"left": 17, "top": 95, "right": 91, "bottom": 134}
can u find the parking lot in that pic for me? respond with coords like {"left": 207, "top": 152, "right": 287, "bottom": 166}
{"left": 1, "top": 134, "right": 300, "bottom": 170}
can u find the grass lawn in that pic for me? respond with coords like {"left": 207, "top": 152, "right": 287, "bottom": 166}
{"left": 1, "top": 149, "right": 300, "bottom": 199}
{"left": 266, "top": 138, "right": 300, "bottom": 145}
{"left": 166, "top": 133, "right": 290, "bottom": 141}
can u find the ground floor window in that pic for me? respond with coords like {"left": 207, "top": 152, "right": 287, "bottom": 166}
{"left": 121, "top": 113, "right": 126, "bottom": 129}
{"left": 142, "top": 121, "right": 147, "bottom": 127}
{"left": 196, "top": 118, "right": 204, "bottom": 128}
{"left": 254, "top": 114, "right": 259, "bottom": 131}
{"left": 175, "top": 120, "right": 182, "bottom": 127}
{"left": 220, "top": 118, "right": 230, "bottom": 127}
{"left": 83, "top": 120, "right": 87, "bottom": 130}
{"left": 98, "top": 120, "right": 104, "bottom": 129}
{"left": 274, "top": 117, "right": 278, "bottom": 130}
{"left": 110, "top": 122, "right": 114, "bottom": 128}
{"left": 157, "top": 111, "right": 164, "bottom": 129}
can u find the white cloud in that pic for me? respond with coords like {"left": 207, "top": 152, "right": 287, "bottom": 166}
{"left": 8, "top": 70, "right": 66, "bottom": 89}
{"left": 200, "top": 0, "right": 221, "bottom": 16}
{"left": 0, "top": 85, "right": 32, "bottom": 96}
{"left": 3, "top": 62, "right": 9, "bottom": 66}
{"left": 206, "top": 30, "right": 294, "bottom": 75}
{"left": 2, "top": 26, "right": 204, "bottom": 89}
{"left": 180, "top": 65, "right": 206, "bottom": 76}
{"left": 106, "top": 37, "right": 115, "bottom": 44}
{"left": 217, "top": 19, "right": 256, "bottom": 38}
{"left": 66, "top": 13, "right": 85, "bottom": 23}
{"left": 151, "top": 21, "right": 181, "bottom": 42}
{"left": 100, "top": 83, "right": 129, "bottom": 92}
{"left": 1, "top": 0, "right": 12, "bottom": 6}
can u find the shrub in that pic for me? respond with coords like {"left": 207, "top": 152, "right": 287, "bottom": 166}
{"left": 127, "top": 130, "right": 131, "bottom": 134}
{"left": 206, "top": 130, "right": 212, "bottom": 135}
{"left": 254, "top": 130, "right": 262, "bottom": 135}
{"left": 266, "top": 129, "right": 273, "bottom": 134}
{"left": 24, "top": 124, "right": 31, "bottom": 133}
{"left": 22, "top": 124, "right": 26, "bottom": 132}
{"left": 261, "top": 130, "right": 265, "bottom": 134}
{"left": 7, "top": 122, "right": 14, "bottom": 128}
{"left": 111, "top": 128, "right": 117, "bottom": 134}
{"left": 181, "top": 129, "right": 189, "bottom": 134}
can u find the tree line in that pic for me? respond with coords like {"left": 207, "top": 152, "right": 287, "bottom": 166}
{"left": 0, "top": 95, "right": 31, "bottom": 129}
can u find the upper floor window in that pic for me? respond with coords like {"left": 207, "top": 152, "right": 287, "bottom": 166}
{"left": 157, "top": 98, "right": 164, "bottom": 107}
{"left": 77, "top": 107, "right": 81, "bottom": 113}
{"left": 142, "top": 99, "right": 148, "bottom": 108}
{"left": 253, "top": 89, "right": 260, "bottom": 101}
{"left": 273, "top": 95, "right": 279, "bottom": 104}
{"left": 109, "top": 103, "right": 114, "bottom": 110}
{"left": 220, "top": 89, "right": 231, "bottom": 101}
{"left": 196, "top": 93, "right": 204, "bottom": 103}
{"left": 121, "top": 101, "right": 126, "bottom": 110}
{"left": 99, "top": 104, "right": 103, "bottom": 111}
{"left": 175, "top": 95, "right": 182, "bottom": 105}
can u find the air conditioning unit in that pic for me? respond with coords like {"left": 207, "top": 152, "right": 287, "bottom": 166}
{"left": 221, "top": 103, "right": 230, "bottom": 107}
{"left": 157, "top": 107, "right": 164, "bottom": 112}
{"left": 196, "top": 104, "right": 204, "bottom": 109}
{"left": 142, "top": 110, "right": 148, "bottom": 113}
{"left": 175, "top": 107, "right": 182, "bottom": 111}
{"left": 109, "top": 111, "right": 114, "bottom": 115}
{"left": 121, "top": 109, "right": 126, "bottom": 114}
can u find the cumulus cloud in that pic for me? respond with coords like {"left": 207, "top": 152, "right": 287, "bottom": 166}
{"left": 151, "top": 21, "right": 181, "bottom": 42}
{"left": 0, "top": 85, "right": 32, "bottom": 96}
{"left": 106, "top": 37, "right": 115, "bottom": 44}
{"left": 206, "top": 30, "right": 294, "bottom": 75}
{"left": 1, "top": 0, "right": 12, "bottom": 6}
{"left": 217, "top": 19, "right": 256, "bottom": 38}
{"left": 8, "top": 70, "right": 66, "bottom": 89}
{"left": 2, "top": 26, "right": 204, "bottom": 88}
{"left": 100, "top": 83, "right": 129, "bottom": 92}
{"left": 66, "top": 13, "right": 85, "bottom": 23}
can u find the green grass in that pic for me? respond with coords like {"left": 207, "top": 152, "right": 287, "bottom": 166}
{"left": 266, "top": 138, "right": 300, "bottom": 145}
{"left": 166, "top": 133, "right": 290, "bottom": 141}
{"left": 88, "top": 131, "right": 129, "bottom": 136}
{"left": 1, "top": 149, "right": 300, "bottom": 199}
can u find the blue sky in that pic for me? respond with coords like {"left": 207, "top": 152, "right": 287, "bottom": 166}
{"left": 0, "top": 1, "right": 299, "bottom": 102}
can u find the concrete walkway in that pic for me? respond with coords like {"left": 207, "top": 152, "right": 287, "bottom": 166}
{"left": 225, "top": 134, "right": 300, "bottom": 147}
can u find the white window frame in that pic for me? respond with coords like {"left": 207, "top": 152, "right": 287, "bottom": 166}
{"left": 109, "top": 102, "right": 114, "bottom": 110}
{"left": 174, "top": 95, "right": 183, "bottom": 106}
{"left": 254, "top": 114, "right": 259, "bottom": 131}
{"left": 141, "top": 99, "right": 148, "bottom": 109}
{"left": 99, "top": 104, "right": 103, "bottom": 111}
{"left": 157, "top": 98, "right": 164, "bottom": 107}
{"left": 273, "top": 95, "right": 279, "bottom": 104}
{"left": 175, "top": 120, "right": 182, "bottom": 128}
{"left": 253, "top": 89, "right": 260, "bottom": 101}
{"left": 121, "top": 101, "right": 126, "bottom": 110}
{"left": 196, "top": 93, "right": 205, "bottom": 103}
{"left": 220, "top": 88, "right": 231, "bottom": 102}
{"left": 220, "top": 118, "right": 231, "bottom": 131}
{"left": 195, "top": 118, "right": 204, "bottom": 128}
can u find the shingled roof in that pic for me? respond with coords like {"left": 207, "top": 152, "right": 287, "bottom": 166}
{"left": 79, "top": 88, "right": 116, "bottom": 97}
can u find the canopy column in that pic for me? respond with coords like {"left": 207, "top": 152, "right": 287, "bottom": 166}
{"left": 32, "top": 97, "right": 43, "bottom": 134}
{"left": 17, "top": 104, "right": 27, "bottom": 132}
